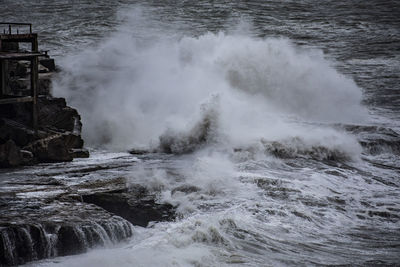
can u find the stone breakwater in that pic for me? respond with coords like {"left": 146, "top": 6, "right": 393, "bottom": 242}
{"left": 0, "top": 57, "right": 89, "bottom": 168}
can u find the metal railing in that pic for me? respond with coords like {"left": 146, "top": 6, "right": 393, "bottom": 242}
{"left": 0, "top": 22, "right": 32, "bottom": 35}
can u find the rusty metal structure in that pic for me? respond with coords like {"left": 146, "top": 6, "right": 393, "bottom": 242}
{"left": 0, "top": 22, "right": 41, "bottom": 132}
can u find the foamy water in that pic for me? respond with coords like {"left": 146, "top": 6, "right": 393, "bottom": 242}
{"left": 2, "top": 1, "right": 399, "bottom": 266}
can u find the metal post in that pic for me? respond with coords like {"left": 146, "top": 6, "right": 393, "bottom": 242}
{"left": 8, "top": 24, "right": 11, "bottom": 35}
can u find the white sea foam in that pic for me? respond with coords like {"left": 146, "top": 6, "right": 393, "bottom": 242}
{"left": 53, "top": 9, "right": 367, "bottom": 160}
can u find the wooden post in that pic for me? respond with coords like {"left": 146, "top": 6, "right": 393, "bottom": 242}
{"left": 30, "top": 34, "right": 39, "bottom": 134}
{"left": 0, "top": 59, "right": 4, "bottom": 97}
{"left": 0, "top": 59, "right": 8, "bottom": 96}
{"left": 31, "top": 34, "right": 38, "bottom": 52}
{"left": 30, "top": 56, "right": 38, "bottom": 134}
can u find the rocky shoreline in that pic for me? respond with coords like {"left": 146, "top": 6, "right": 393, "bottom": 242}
{"left": 0, "top": 173, "right": 175, "bottom": 266}
{"left": 0, "top": 57, "right": 177, "bottom": 266}
{"left": 0, "top": 56, "right": 88, "bottom": 168}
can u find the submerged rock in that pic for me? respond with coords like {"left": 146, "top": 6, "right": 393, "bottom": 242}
{"left": 70, "top": 148, "right": 90, "bottom": 158}
{"left": 82, "top": 184, "right": 175, "bottom": 227}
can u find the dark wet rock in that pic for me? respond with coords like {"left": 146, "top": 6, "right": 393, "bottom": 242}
{"left": 0, "top": 199, "right": 133, "bottom": 266}
{"left": 40, "top": 58, "right": 56, "bottom": 72}
{"left": 70, "top": 148, "right": 90, "bottom": 158}
{"left": 0, "top": 55, "right": 89, "bottom": 168}
{"left": 20, "top": 149, "right": 34, "bottom": 165}
{"left": 38, "top": 96, "right": 82, "bottom": 133}
{"left": 24, "top": 134, "right": 73, "bottom": 162}
{"left": 0, "top": 118, "right": 37, "bottom": 147}
{"left": 82, "top": 185, "right": 176, "bottom": 227}
{"left": 0, "top": 102, "right": 32, "bottom": 127}
{"left": 128, "top": 148, "right": 152, "bottom": 155}
{"left": 0, "top": 172, "right": 178, "bottom": 266}
{"left": 172, "top": 184, "right": 201, "bottom": 195}
{"left": 0, "top": 140, "right": 22, "bottom": 167}
{"left": 38, "top": 72, "right": 53, "bottom": 95}
{"left": 63, "top": 132, "right": 84, "bottom": 150}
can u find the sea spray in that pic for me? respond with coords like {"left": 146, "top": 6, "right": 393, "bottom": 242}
{"left": 53, "top": 12, "right": 367, "bottom": 158}
{"left": 4, "top": 2, "right": 399, "bottom": 266}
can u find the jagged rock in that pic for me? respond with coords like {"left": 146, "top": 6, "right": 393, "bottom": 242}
{"left": 0, "top": 140, "right": 22, "bottom": 167}
{"left": 24, "top": 134, "right": 73, "bottom": 163}
{"left": 63, "top": 132, "right": 84, "bottom": 150}
{"left": 70, "top": 148, "right": 90, "bottom": 158}
{"left": 0, "top": 55, "right": 88, "bottom": 168}
{"left": 38, "top": 96, "right": 82, "bottom": 132}
{"left": 0, "top": 199, "right": 133, "bottom": 266}
{"left": 38, "top": 72, "right": 53, "bottom": 95}
{"left": 128, "top": 148, "right": 152, "bottom": 155}
{"left": 0, "top": 102, "right": 32, "bottom": 126}
{"left": 0, "top": 118, "right": 37, "bottom": 147}
{"left": 20, "top": 149, "right": 34, "bottom": 165}
{"left": 82, "top": 185, "right": 176, "bottom": 227}
{"left": 39, "top": 58, "right": 56, "bottom": 72}
{"left": 0, "top": 224, "right": 50, "bottom": 265}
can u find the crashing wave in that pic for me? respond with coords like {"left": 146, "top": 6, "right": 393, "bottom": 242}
{"left": 233, "top": 136, "right": 361, "bottom": 162}
{"left": 158, "top": 96, "right": 220, "bottom": 154}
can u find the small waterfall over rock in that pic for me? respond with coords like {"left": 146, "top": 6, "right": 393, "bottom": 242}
{"left": 0, "top": 199, "right": 134, "bottom": 266}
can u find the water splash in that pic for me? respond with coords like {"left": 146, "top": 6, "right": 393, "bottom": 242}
{"left": 53, "top": 10, "right": 367, "bottom": 159}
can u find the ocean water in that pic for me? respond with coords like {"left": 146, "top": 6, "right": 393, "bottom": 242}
{"left": 1, "top": 1, "right": 400, "bottom": 266}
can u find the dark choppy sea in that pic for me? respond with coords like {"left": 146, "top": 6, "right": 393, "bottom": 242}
{"left": 1, "top": 1, "right": 399, "bottom": 266}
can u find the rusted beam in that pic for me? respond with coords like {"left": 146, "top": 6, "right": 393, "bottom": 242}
{"left": 0, "top": 96, "right": 34, "bottom": 105}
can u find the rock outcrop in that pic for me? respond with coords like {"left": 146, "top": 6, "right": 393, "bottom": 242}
{"left": 0, "top": 56, "right": 88, "bottom": 168}
{"left": 0, "top": 198, "right": 133, "bottom": 266}
{"left": 82, "top": 184, "right": 176, "bottom": 227}
{"left": 0, "top": 175, "right": 177, "bottom": 266}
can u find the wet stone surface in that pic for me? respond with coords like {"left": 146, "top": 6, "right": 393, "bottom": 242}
{"left": 0, "top": 169, "right": 177, "bottom": 266}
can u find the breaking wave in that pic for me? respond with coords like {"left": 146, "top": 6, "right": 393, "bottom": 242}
{"left": 53, "top": 9, "right": 367, "bottom": 160}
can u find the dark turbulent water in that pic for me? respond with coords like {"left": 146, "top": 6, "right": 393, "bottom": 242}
{"left": 1, "top": 1, "right": 400, "bottom": 266}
